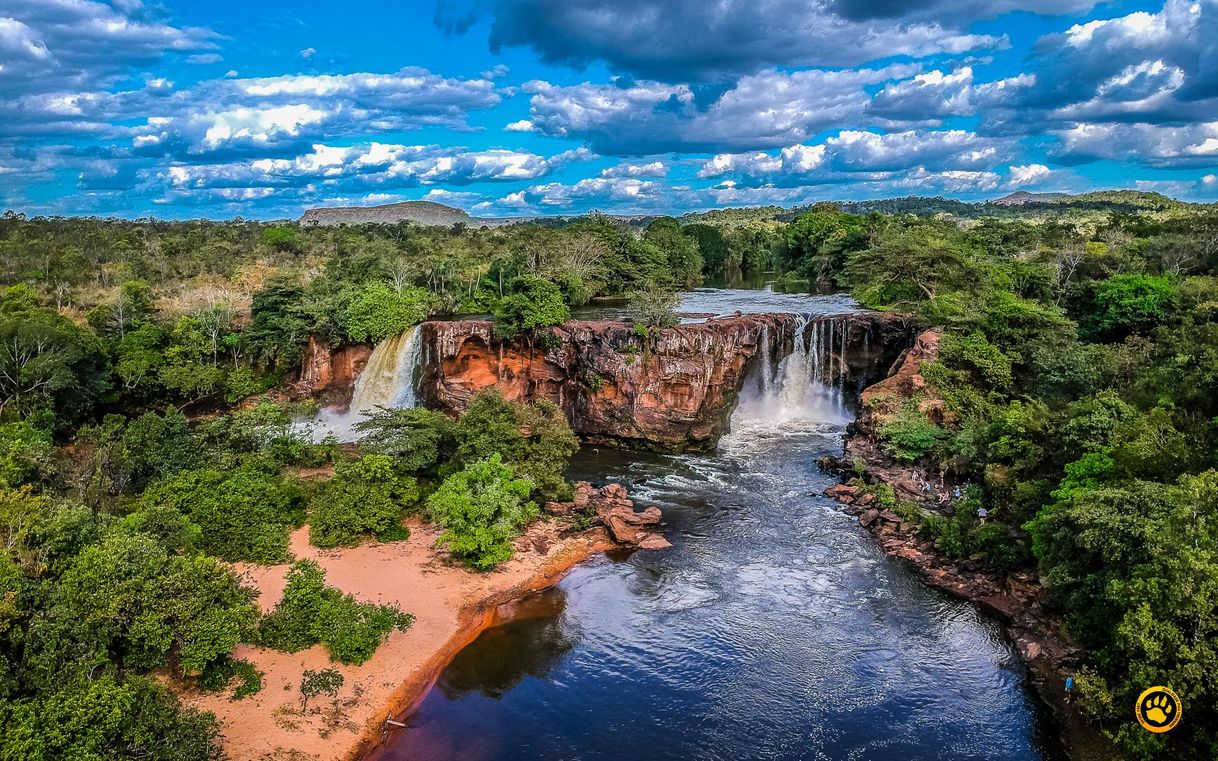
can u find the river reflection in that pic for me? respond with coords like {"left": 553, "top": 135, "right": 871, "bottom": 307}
{"left": 436, "top": 592, "right": 575, "bottom": 701}
{"left": 373, "top": 415, "right": 1060, "bottom": 761}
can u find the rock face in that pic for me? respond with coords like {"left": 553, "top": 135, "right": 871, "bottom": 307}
{"left": 829, "top": 328, "right": 949, "bottom": 505}
{"left": 291, "top": 337, "right": 373, "bottom": 409}
{"left": 416, "top": 312, "right": 911, "bottom": 450}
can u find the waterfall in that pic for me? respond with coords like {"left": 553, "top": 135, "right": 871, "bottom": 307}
{"left": 731, "top": 316, "right": 853, "bottom": 430}
{"left": 348, "top": 326, "right": 422, "bottom": 412}
{"left": 311, "top": 324, "right": 423, "bottom": 442}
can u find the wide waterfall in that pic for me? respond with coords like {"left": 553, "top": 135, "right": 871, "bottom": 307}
{"left": 731, "top": 315, "right": 854, "bottom": 430}
{"left": 311, "top": 324, "right": 423, "bottom": 441}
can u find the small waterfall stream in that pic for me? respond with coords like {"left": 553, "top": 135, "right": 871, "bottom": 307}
{"left": 733, "top": 315, "right": 853, "bottom": 429}
{"left": 311, "top": 324, "right": 424, "bottom": 441}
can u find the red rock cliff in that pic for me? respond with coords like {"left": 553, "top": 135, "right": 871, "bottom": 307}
{"left": 292, "top": 336, "right": 373, "bottom": 409}
{"left": 417, "top": 313, "right": 910, "bottom": 450}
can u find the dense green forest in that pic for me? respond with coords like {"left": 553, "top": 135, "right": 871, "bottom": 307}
{"left": 0, "top": 193, "right": 1216, "bottom": 759}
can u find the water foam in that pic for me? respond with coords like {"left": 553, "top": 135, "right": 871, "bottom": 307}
{"left": 310, "top": 324, "right": 423, "bottom": 441}
{"left": 729, "top": 315, "right": 855, "bottom": 439}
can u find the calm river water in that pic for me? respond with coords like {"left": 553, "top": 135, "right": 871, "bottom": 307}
{"left": 372, "top": 358, "right": 1059, "bottom": 760}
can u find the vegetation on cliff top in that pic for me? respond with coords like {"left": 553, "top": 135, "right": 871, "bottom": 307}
{"left": 801, "top": 204, "right": 1218, "bottom": 760}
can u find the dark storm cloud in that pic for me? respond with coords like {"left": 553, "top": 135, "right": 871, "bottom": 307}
{"left": 438, "top": 0, "right": 1099, "bottom": 80}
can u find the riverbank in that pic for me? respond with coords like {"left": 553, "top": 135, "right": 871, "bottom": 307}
{"left": 819, "top": 328, "right": 1118, "bottom": 760}
{"left": 180, "top": 521, "right": 616, "bottom": 761}
{"left": 824, "top": 483, "right": 1114, "bottom": 760}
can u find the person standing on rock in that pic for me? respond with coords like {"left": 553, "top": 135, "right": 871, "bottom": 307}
{"left": 977, "top": 507, "right": 988, "bottom": 523}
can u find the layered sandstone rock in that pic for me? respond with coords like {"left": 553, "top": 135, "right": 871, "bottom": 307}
{"left": 416, "top": 313, "right": 911, "bottom": 450}
{"left": 292, "top": 336, "right": 373, "bottom": 409}
{"left": 827, "top": 328, "right": 948, "bottom": 504}
{"left": 548, "top": 482, "right": 670, "bottom": 549}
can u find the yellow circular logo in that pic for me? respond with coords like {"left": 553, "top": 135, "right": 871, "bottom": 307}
{"left": 1135, "top": 686, "right": 1181, "bottom": 733}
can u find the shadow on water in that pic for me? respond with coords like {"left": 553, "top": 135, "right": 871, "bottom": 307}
{"left": 435, "top": 591, "right": 575, "bottom": 701}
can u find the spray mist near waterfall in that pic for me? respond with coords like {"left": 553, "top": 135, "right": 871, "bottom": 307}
{"left": 311, "top": 324, "right": 424, "bottom": 441}
{"left": 731, "top": 315, "right": 856, "bottom": 432}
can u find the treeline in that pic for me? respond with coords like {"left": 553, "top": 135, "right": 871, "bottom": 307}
{"left": 0, "top": 212, "right": 782, "bottom": 428}
{"left": 788, "top": 204, "right": 1218, "bottom": 758}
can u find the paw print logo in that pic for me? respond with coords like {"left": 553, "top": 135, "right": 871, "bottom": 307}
{"left": 1135, "top": 686, "right": 1181, "bottom": 733}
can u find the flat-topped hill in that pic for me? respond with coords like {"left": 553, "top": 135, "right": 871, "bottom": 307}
{"left": 299, "top": 200, "right": 493, "bottom": 227}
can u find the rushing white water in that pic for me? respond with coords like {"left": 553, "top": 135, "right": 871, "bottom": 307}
{"left": 732, "top": 315, "right": 854, "bottom": 432}
{"left": 310, "top": 324, "right": 423, "bottom": 441}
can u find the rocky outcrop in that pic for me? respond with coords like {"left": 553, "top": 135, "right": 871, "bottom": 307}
{"left": 299, "top": 200, "right": 503, "bottom": 227}
{"left": 417, "top": 312, "right": 911, "bottom": 450}
{"left": 834, "top": 488, "right": 1082, "bottom": 686}
{"left": 547, "top": 482, "right": 671, "bottom": 550}
{"left": 292, "top": 337, "right": 373, "bottom": 409}
{"left": 824, "top": 328, "right": 949, "bottom": 505}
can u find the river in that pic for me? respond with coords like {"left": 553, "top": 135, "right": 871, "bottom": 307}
{"left": 369, "top": 288, "right": 1059, "bottom": 761}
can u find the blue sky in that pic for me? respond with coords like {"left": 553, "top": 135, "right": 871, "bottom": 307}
{"left": 1, "top": 0, "right": 1216, "bottom": 219}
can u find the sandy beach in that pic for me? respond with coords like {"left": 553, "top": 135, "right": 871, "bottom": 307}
{"left": 181, "top": 521, "right": 613, "bottom": 761}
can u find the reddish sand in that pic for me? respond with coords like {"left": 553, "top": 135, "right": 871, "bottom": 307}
{"left": 182, "top": 521, "right": 612, "bottom": 761}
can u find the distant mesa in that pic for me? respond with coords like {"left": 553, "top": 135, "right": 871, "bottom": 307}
{"left": 299, "top": 200, "right": 507, "bottom": 227}
{"left": 991, "top": 191, "right": 1068, "bottom": 206}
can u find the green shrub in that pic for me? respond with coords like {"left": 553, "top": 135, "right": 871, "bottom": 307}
{"left": 355, "top": 407, "right": 454, "bottom": 473}
{"left": 139, "top": 466, "right": 303, "bottom": 564}
{"left": 308, "top": 455, "right": 418, "bottom": 548}
{"left": 299, "top": 667, "right": 344, "bottom": 712}
{"left": 0, "top": 674, "right": 222, "bottom": 761}
{"left": 426, "top": 454, "right": 538, "bottom": 570}
{"left": 446, "top": 391, "right": 577, "bottom": 502}
{"left": 879, "top": 404, "right": 946, "bottom": 462}
{"left": 259, "top": 560, "right": 412, "bottom": 665}
{"left": 198, "top": 656, "right": 264, "bottom": 700}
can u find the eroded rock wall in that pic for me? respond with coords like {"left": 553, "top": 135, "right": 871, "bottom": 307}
{"left": 417, "top": 312, "right": 911, "bottom": 450}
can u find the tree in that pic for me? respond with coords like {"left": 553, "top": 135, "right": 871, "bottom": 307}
{"left": 260, "top": 226, "right": 299, "bottom": 252}
{"left": 427, "top": 454, "right": 538, "bottom": 570}
{"left": 1, "top": 675, "right": 223, "bottom": 761}
{"left": 354, "top": 407, "right": 454, "bottom": 473}
{"left": 493, "top": 275, "right": 570, "bottom": 340}
{"left": 0, "top": 420, "right": 54, "bottom": 488}
{"left": 86, "top": 280, "right": 154, "bottom": 339}
{"left": 780, "top": 210, "right": 868, "bottom": 282}
{"left": 1086, "top": 273, "right": 1176, "bottom": 339}
{"left": 308, "top": 455, "right": 418, "bottom": 548}
{"left": 299, "top": 668, "right": 343, "bottom": 713}
{"left": 844, "top": 224, "right": 984, "bottom": 309}
{"left": 55, "top": 533, "right": 259, "bottom": 674}
{"left": 644, "top": 218, "right": 702, "bottom": 288}
{"left": 683, "top": 224, "right": 731, "bottom": 273}
{"left": 139, "top": 466, "right": 302, "bottom": 563}
{"left": 627, "top": 287, "right": 680, "bottom": 329}
{"left": 341, "top": 281, "right": 435, "bottom": 343}
{"left": 0, "top": 285, "right": 111, "bottom": 427}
